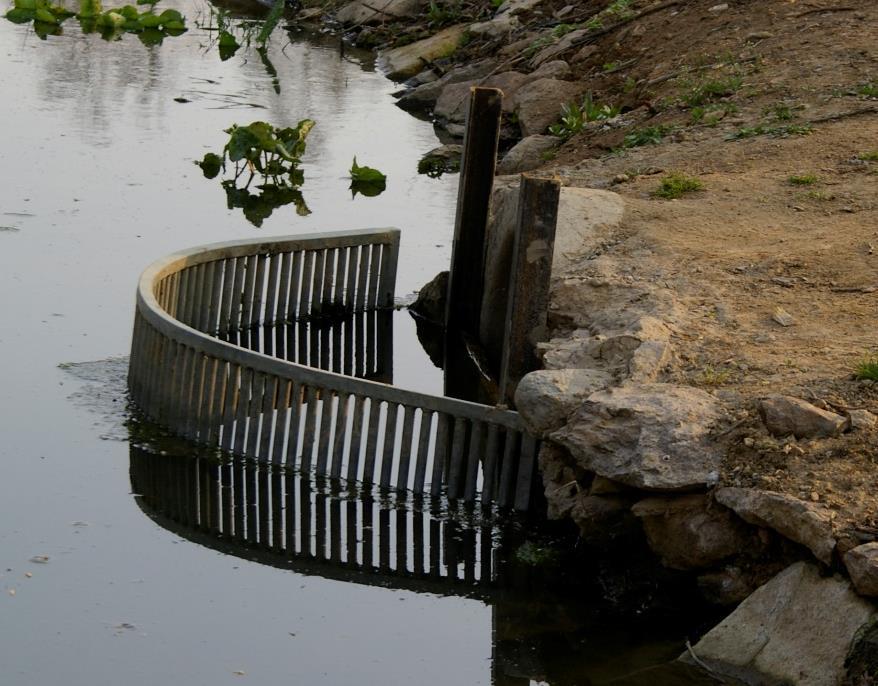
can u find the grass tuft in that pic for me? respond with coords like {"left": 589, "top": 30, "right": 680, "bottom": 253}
{"left": 653, "top": 172, "right": 703, "bottom": 199}
{"left": 855, "top": 357, "right": 878, "bottom": 381}
{"left": 788, "top": 174, "right": 818, "bottom": 186}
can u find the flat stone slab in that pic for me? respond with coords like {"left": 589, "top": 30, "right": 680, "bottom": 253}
{"left": 759, "top": 394, "right": 847, "bottom": 438}
{"left": 714, "top": 487, "right": 836, "bottom": 565}
{"left": 682, "top": 561, "right": 876, "bottom": 686}
{"left": 552, "top": 383, "right": 724, "bottom": 491}
{"left": 378, "top": 25, "right": 468, "bottom": 81}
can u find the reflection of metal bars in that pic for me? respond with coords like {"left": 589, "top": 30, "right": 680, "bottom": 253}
{"left": 129, "top": 447, "right": 498, "bottom": 598}
{"left": 129, "top": 229, "right": 539, "bottom": 510}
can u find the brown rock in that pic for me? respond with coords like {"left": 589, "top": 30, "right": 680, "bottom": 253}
{"left": 510, "top": 78, "right": 583, "bottom": 137}
{"left": 552, "top": 383, "right": 724, "bottom": 491}
{"left": 759, "top": 395, "right": 847, "bottom": 438}
{"left": 844, "top": 543, "right": 878, "bottom": 597}
{"left": 715, "top": 487, "right": 836, "bottom": 565}
{"left": 632, "top": 494, "right": 755, "bottom": 570}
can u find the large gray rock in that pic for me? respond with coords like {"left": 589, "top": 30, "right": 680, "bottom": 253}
{"left": 759, "top": 395, "right": 847, "bottom": 438}
{"left": 632, "top": 494, "right": 755, "bottom": 570}
{"left": 552, "top": 383, "right": 724, "bottom": 491}
{"left": 467, "top": 0, "right": 543, "bottom": 39}
{"left": 514, "top": 367, "right": 612, "bottom": 434}
{"left": 378, "top": 25, "right": 468, "bottom": 81}
{"left": 434, "top": 69, "right": 557, "bottom": 123}
{"left": 335, "top": 0, "right": 422, "bottom": 25}
{"left": 496, "top": 135, "right": 557, "bottom": 174}
{"left": 529, "top": 28, "right": 588, "bottom": 67}
{"left": 845, "top": 543, "right": 878, "bottom": 597}
{"left": 396, "top": 61, "right": 496, "bottom": 111}
{"left": 682, "top": 562, "right": 876, "bottom": 686}
{"left": 510, "top": 78, "right": 583, "bottom": 136}
{"left": 715, "top": 487, "right": 836, "bottom": 565}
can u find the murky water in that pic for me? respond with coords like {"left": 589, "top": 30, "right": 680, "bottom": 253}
{"left": 0, "top": 3, "right": 717, "bottom": 684}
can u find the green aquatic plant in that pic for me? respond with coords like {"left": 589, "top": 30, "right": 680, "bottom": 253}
{"left": 198, "top": 120, "right": 314, "bottom": 227}
{"left": 349, "top": 157, "right": 387, "bottom": 197}
{"left": 5, "top": 0, "right": 187, "bottom": 42}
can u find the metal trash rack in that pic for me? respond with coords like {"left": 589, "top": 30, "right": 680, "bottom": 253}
{"left": 128, "top": 228, "right": 539, "bottom": 510}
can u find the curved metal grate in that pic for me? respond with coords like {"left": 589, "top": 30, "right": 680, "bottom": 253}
{"left": 128, "top": 229, "right": 539, "bottom": 510}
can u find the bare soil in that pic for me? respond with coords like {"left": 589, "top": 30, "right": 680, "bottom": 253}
{"left": 530, "top": 0, "right": 878, "bottom": 542}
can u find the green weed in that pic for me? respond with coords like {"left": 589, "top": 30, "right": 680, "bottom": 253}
{"left": 653, "top": 172, "right": 703, "bottom": 199}
{"left": 623, "top": 124, "right": 671, "bottom": 148}
{"left": 857, "top": 83, "right": 878, "bottom": 98}
{"left": 725, "top": 124, "right": 812, "bottom": 140}
{"left": 855, "top": 357, "right": 878, "bottom": 381}
{"left": 681, "top": 76, "right": 743, "bottom": 107}
{"left": 788, "top": 174, "right": 818, "bottom": 185}
{"left": 548, "top": 92, "right": 620, "bottom": 139}
{"left": 858, "top": 151, "right": 878, "bottom": 162}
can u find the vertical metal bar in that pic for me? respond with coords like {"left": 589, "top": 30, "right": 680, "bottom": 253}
{"left": 514, "top": 435, "right": 538, "bottom": 511}
{"left": 367, "top": 242, "right": 382, "bottom": 310}
{"left": 395, "top": 406, "right": 416, "bottom": 492}
{"left": 310, "top": 249, "right": 325, "bottom": 317}
{"left": 447, "top": 417, "right": 468, "bottom": 499}
{"left": 412, "top": 411, "right": 433, "bottom": 495}
{"left": 333, "top": 247, "right": 348, "bottom": 307}
{"left": 240, "top": 254, "right": 258, "bottom": 336}
{"left": 288, "top": 250, "right": 303, "bottom": 320}
{"left": 233, "top": 368, "right": 252, "bottom": 456}
{"left": 299, "top": 250, "right": 314, "bottom": 319}
{"left": 463, "top": 420, "right": 484, "bottom": 502}
{"left": 229, "top": 256, "right": 247, "bottom": 335}
{"left": 219, "top": 257, "right": 236, "bottom": 337}
{"left": 345, "top": 395, "right": 365, "bottom": 483}
{"left": 378, "top": 402, "right": 398, "bottom": 488}
{"left": 345, "top": 246, "right": 359, "bottom": 310}
{"left": 315, "top": 390, "right": 335, "bottom": 475}
{"left": 430, "top": 413, "right": 450, "bottom": 496}
{"left": 498, "top": 174, "right": 561, "bottom": 405}
{"left": 377, "top": 234, "right": 400, "bottom": 309}
{"left": 258, "top": 375, "right": 277, "bottom": 460}
{"left": 251, "top": 253, "right": 267, "bottom": 329}
{"left": 299, "top": 385, "right": 318, "bottom": 472}
{"left": 220, "top": 363, "right": 239, "bottom": 453}
{"left": 330, "top": 392, "right": 351, "bottom": 479}
{"left": 445, "top": 87, "right": 502, "bottom": 335}
{"left": 245, "top": 372, "right": 266, "bottom": 458}
{"left": 361, "top": 399, "right": 382, "bottom": 485}
{"left": 265, "top": 252, "right": 280, "bottom": 326}
{"left": 284, "top": 380, "right": 303, "bottom": 467}
{"left": 271, "top": 379, "right": 292, "bottom": 465}
{"left": 480, "top": 425, "right": 502, "bottom": 506}
{"left": 355, "top": 244, "right": 370, "bottom": 312}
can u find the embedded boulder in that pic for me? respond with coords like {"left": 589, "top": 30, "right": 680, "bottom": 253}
{"left": 510, "top": 78, "right": 583, "bottom": 136}
{"left": 496, "top": 135, "right": 557, "bottom": 175}
{"left": 714, "top": 487, "right": 836, "bottom": 565}
{"left": 845, "top": 543, "right": 878, "bottom": 597}
{"left": 514, "top": 367, "right": 613, "bottom": 434}
{"left": 681, "top": 562, "right": 877, "bottom": 686}
{"left": 759, "top": 394, "right": 847, "bottom": 438}
{"left": 632, "top": 494, "right": 755, "bottom": 570}
{"left": 551, "top": 383, "right": 724, "bottom": 491}
{"left": 410, "top": 270, "right": 448, "bottom": 325}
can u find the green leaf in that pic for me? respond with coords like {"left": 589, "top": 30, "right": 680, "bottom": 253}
{"left": 77, "top": 0, "right": 101, "bottom": 17}
{"left": 224, "top": 125, "right": 260, "bottom": 162}
{"left": 218, "top": 30, "right": 239, "bottom": 60}
{"left": 157, "top": 8, "right": 181, "bottom": 24}
{"left": 5, "top": 7, "right": 36, "bottom": 22}
{"left": 255, "top": 0, "right": 283, "bottom": 46}
{"left": 349, "top": 179, "right": 386, "bottom": 198}
{"left": 136, "top": 11, "right": 159, "bottom": 27}
{"left": 197, "top": 152, "right": 223, "bottom": 179}
{"left": 118, "top": 4, "right": 138, "bottom": 19}
{"left": 135, "top": 0, "right": 158, "bottom": 4}
{"left": 138, "top": 25, "right": 163, "bottom": 44}
{"left": 162, "top": 19, "right": 184, "bottom": 30}
{"left": 13, "top": 0, "right": 37, "bottom": 10}
{"left": 34, "top": 7, "right": 59, "bottom": 23}
{"left": 349, "top": 157, "right": 386, "bottom": 183}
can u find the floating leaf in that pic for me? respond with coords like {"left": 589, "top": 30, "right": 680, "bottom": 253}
{"left": 13, "top": 0, "right": 37, "bottom": 10}
{"left": 218, "top": 29, "right": 239, "bottom": 60}
{"left": 5, "top": 7, "right": 36, "bottom": 22}
{"left": 34, "top": 7, "right": 59, "bottom": 23}
{"left": 197, "top": 152, "right": 223, "bottom": 179}
{"left": 224, "top": 125, "right": 260, "bottom": 163}
{"left": 78, "top": 0, "right": 101, "bottom": 16}
{"left": 350, "top": 179, "right": 386, "bottom": 198}
{"left": 349, "top": 157, "right": 386, "bottom": 184}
